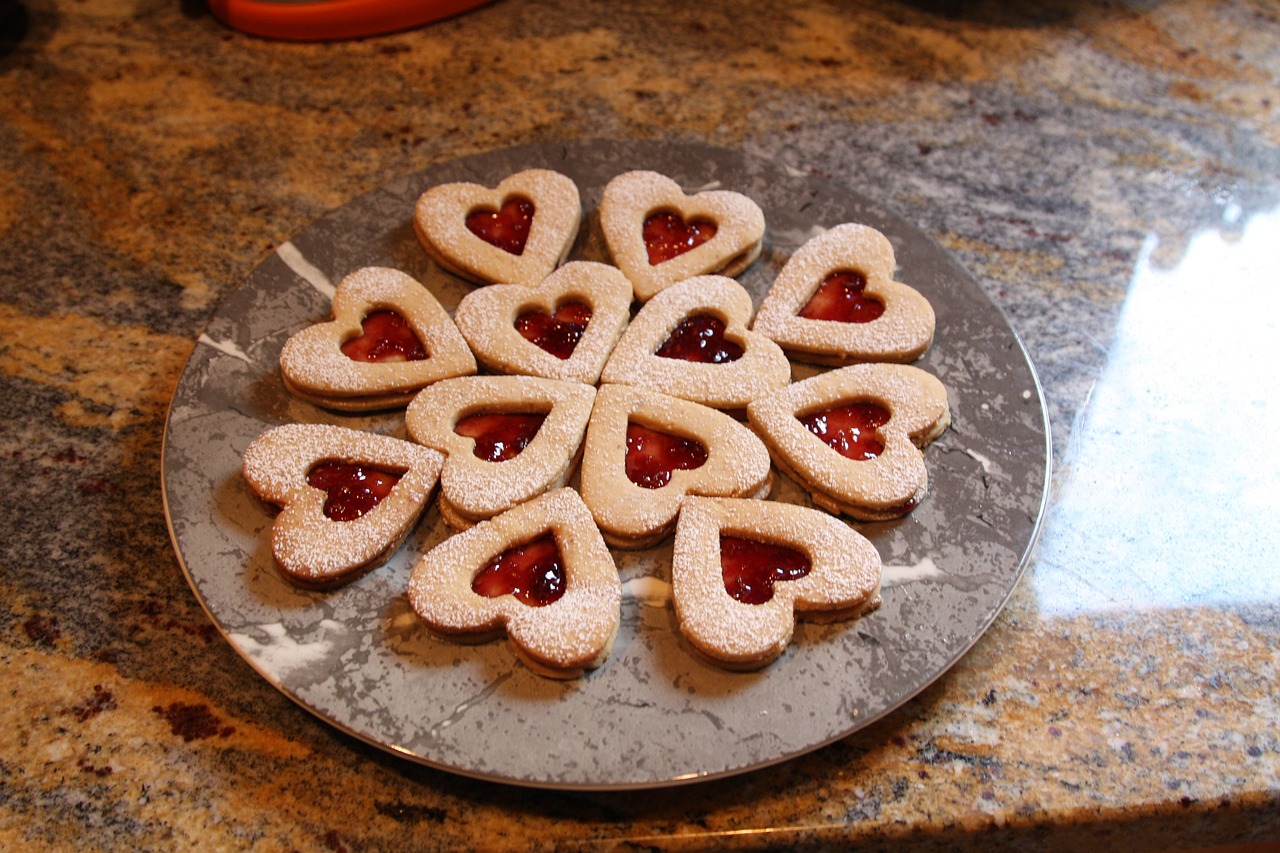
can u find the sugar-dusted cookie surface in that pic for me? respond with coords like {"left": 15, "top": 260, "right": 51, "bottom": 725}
{"left": 747, "top": 363, "right": 950, "bottom": 521}
{"left": 599, "top": 170, "right": 765, "bottom": 302}
{"left": 672, "top": 497, "right": 882, "bottom": 670}
{"left": 753, "top": 223, "right": 936, "bottom": 365}
{"left": 599, "top": 275, "right": 790, "bottom": 415}
{"left": 278, "top": 266, "right": 477, "bottom": 412}
{"left": 579, "top": 384, "right": 772, "bottom": 549}
{"left": 414, "top": 169, "right": 581, "bottom": 286}
{"left": 405, "top": 375, "right": 595, "bottom": 529}
{"left": 454, "top": 261, "right": 632, "bottom": 385}
{"left": 242, "top": 423, "right": 444, "bottom": 588}
{"left": 407, "top": 488, "right": 621, "bottom": 679}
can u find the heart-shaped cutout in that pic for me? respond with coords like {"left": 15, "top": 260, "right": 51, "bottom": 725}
{"left": 753, "top": 223, "right": 936, "bottom": 366}
{"left": 279, "top": 267, "right": 477, "bottom": 412}
{"left": 454, "top": 261, "right": 632, "bottom": 385}
{"left": 643, "top": 210, "right": 718, "bottom": 265}
{"left": 406, "top": 375, "right": 595, "bottom": 529}
{"left": 515, "top": 300, "right": 592, "bottom": 360}
{"left": 798, "top": 401, "right": 890, "bottom": 461}
{"left": 465, "top": 196, "right": 534, "bottom": 256}
{"left": 453, "top": 412, "right": 547, "bottom": 462}
{"left": 600, "top": 275, "right": 789, "bottom": 415}
{"left": 414, "top": 169, "right": 581, "bottom": 285}
{"left": 600, "top": 171, "right": 765, "bottom": 301}
{"left": 242, "top": 424, "right": 444, "bottom": 587}
{"left": 672, "top": 496, "right": 882, "bottom": 670}
{"left": 339, "top": 309, "right": 428, "bottom": 363}
{"left": 624, "top": 422, "right": 708, "bottom": 489}
{"left": 796, "top": 271, "right": 885, "bottom": 324}
{"left": 408, "top": 489, "right": 621, "bottom": 679}
{"left": 306, "top": 461, "right": 404, "bottom": 521}
{"left": 719, "top": 536, "right": 811, "bottom": 605}
{"left": 747, "top": 363, "right": 950, "bottom": 521}
{"left": 579, "top": 384, "right": 772, "bottom": 549}
{"left": 470, "top": 533, "right": 566, "bottom": 606}
{"left": 654, "top": 313, "right": 744, "bottom": 364}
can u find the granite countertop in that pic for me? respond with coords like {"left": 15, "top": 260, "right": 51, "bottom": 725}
{"left": 2, "top": 1, "right": 1278, "bottom": 850}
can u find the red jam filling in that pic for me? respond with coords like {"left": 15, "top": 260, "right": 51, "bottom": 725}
{"left": 797, "top": 270, "right": 885, "bottom": 323}
{"left": 654, "top": 313, "right": 743, "bottom": 364}
{"left": 720, "top": 535, "right": 812, "bottom": 605}
{"left": 643, "top": 210, "right": 717, "bottom": 265}
{"left": 454, "top": 412, "right": 547, "bottom": 462}
{"left": 465, "top": 196, "right": 534, "bottom": 255}
{"left": 800, "top": 402, "right": 891, "bottom": 461}
{"left": 515, "top": 300, "right": 593, "bottom": 360}
{"left": 306, "top": 461, "right": 403, "bottom": 522}
{"left": 340, "top": 310, "right": 428, "bottom": 363}
{"left": 471, "top": 533, "right": 566, "bottom": 606}
{"left": 624, "top": 422, "right": 708, "bottom": 489}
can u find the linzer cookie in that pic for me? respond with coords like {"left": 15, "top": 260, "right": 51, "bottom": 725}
{"left": 579, "top": 384, "right": 772, "bottom": 549}
{"left": 453, "top": 261, "right": 632, "bottom": 385}
{"left": 405, "top": 375, "right": 595, "bottom": 529}
{"left": 242, "top": 423, "right": 444, "bottom": 588}
{"left": 414, "top": 169, "right": 581, "bottom": 285}
{"left": 747, "top": 363, "right": 950, "bottom": 521}
{"left": 599, "top": 170, "right": 765, "bottom": 301}
{"left": 599, "top": 275, "right": 790, "bottom": 415}
{"left": 753, "top": 224, "right": 936, "bottom": 365}
{"left": 407, "top": 488, "right": 621, "bottom": 679}
{"left": 278, "top": 267, "right": 477, "bottom": 412}
{"left": 672, "top": 497, "right": 882, "bottom": 670}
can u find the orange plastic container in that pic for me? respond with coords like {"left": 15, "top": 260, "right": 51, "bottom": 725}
{"left": 207, "top": 0, "right": 494, "bottom": 41}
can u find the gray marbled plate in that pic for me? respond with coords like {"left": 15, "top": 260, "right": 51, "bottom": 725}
{"left": 162, "top": 139, "right": 1049, "bottom": 790}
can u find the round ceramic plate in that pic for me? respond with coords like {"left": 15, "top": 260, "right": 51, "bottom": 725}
{"left": 162, "top": 139, "right": 1050, "bottom": 790}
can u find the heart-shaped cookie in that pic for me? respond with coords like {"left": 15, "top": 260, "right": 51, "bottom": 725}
{"left": 414, "top": 169, "right": 582, "bottom": 286}
{"left": 600, "top": 275, "right": 790, "bottom": 415}
{"left": 672, "top": 497, "right": 883, "bottom": 670}
{"left": 407, "top": 488, "right": 621, "bottom": 679}
{"left": 405, "top": 375, "right": 595, "bottom": 529}
{"left": 747, "top": 363, "right": 950, "bottom": 521}
{"left": 599, "top": 171, "right": 765, "bottom": 301}
{"left": 753, "top": 223, "right": 936, "bottom": 365}
{"left": 453, "top": 261, "right": 632, "bottom": 385}
{"left": 241, "top": 423, "right": 444, "bottom": 588}
{"left": 579, "top": 384, "right": 772, "bottom": 549}
{"left": 278, "top": 267, "right": 477, "bottom": 412}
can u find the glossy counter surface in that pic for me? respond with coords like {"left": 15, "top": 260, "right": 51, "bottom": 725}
{"left": 1, "top": 1, "right": 1277, "bottom": 850}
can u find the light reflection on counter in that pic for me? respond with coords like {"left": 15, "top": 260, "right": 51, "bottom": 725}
{"left": 1030, "top": 206, "right": 1280, "bottom": 615}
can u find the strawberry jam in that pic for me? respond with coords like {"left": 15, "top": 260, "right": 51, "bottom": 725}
{"left": 466, "top": 196, "right": 534, "bottom": 255}
{"left": 306, "top": 461, "right": 402, "bottom": 522}
{"left": 800, "top": 402, "right": 891, "bottom": 461}
{"left": 471, "top": 533, "right": 566, "bottom": 606}
{"left": 643, "top": 210, "right": 717, "bottom": 265}
{"left": 720, "top": 535, "right": 811, "bottom": 605}
{"left": 340, "top": 310, "right": 428, "bottom": 363}
{"left": 624, "top": 422, "right": 708, "bottom": 489}
{"left": 454, "top": 412, "right": 547, "bottom": 462}
{"left": 654, "top": 314, "right": 743, "bottom": 364}
{"left": 797, "top": 271, "right": 885, "bottom": 323}
{"left": 515, "top": 301, "right": 593, "bottom": 360}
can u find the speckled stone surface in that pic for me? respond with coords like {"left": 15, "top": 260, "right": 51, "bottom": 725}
{"left": 2, "top": 0, "right": 1278, "bottom": 850}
